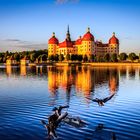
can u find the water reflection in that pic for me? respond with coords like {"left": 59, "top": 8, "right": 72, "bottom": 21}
{"left": 20, "top": 65, "right": 27, "bottom": 76}
{"left": 6, "top": 66, "right": 20, "bottom": 76}
{"left": 119, "top": 67, "right": 127, "bottom": 78}
{"left": 128, "top": 67, "right": 136, "bottom": 79}
{"left": 47, "top": 66, "right": 119, "bottom": 97}
{"left": 92, "top": 124, "right": 116, "bottom": 140}
{"left": 2, "top": 65, "right": 140, "bottom": 96}
{"left": 6, "top": 65, "right": 12, "bottom": 76}
{"left": 0, "top": 65, "right": 140, "bottom": 140}
{"left": 3, "top": 65, "right": 140, "bottom": 94}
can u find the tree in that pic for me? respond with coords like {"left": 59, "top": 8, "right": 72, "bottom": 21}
{"left": 83, "top": 55, "right": 88, "bottom": 62}
{"left": 128, "top": 53, "right": 137, "bottom": 61}
{"left": 14, "top": 53, "right": 20, "bottom": 62}
{"left": 104, "top": 53, "right": 110, "bottom": 62}
{"left": 30, "top": 53, "right": 36, "bottom": 62}
{"left": 66, "top": 54, "right": 70, "bottom": 61}
{"left": 54, "top": 54, "right": 59, "bottom": 61}
{"left": 48, "top": 55, "right": 54, "bottom": 61}
{"left": 59, "top": 54, "right": 64, "bottom": 61}
{"left": 71, "top": 54, "right": 77, "bottom": 61}
{"left": 77, "top": 55, "right": 83, "bottom": 62}
{"left": 0, "top": 57, "right": 3, "bottom": 63}
{"left": 96, "top": 55, "right": 103, "bottom": 62}
{"left": 111, "top": 53, "right": 118, "bottom": 62}
{"left": 119, "top": 53, "right": 128, "bottom": 61}
{"left": 5, "top": 51, "right": 9, "bottom": 56}
{"left": 89, "top": 54, "right": 95, "bottom": 62}
{"left": 42, "top": 54, "right": 47, "bottom": 61}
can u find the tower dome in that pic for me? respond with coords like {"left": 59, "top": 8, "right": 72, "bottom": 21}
{"left": 48, "top": 32, "right": 59, "bottom": 44}
{"left": 82, "top": 27, "right": 94, "bottom": 41}
{"left": 109, "top": 32, "right": 119, "bottom": 44}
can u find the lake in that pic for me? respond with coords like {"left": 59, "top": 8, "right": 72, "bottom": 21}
{"left": 0, "top": 65, "right": 140, "bottom": 140}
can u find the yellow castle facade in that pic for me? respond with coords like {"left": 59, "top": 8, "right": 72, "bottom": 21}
{"left": 48, "top": 26, "right": 119, "bottom": 59}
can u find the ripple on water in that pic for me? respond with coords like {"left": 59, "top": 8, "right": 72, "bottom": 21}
{"left": 0, "top": 66, "right": 140, "bottom": 140}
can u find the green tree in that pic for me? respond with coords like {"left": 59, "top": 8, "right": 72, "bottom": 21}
{"left": 111, "top": 53, "right": 118, "bottom": 62}
{"left": 48, "top": 55, "right": 54, "bottom": 61}
{"left": 5, "top": 51, "right": 9, "bottom": 56}
{"left": 14, "top": 53, "right": 20, "bottom": 62}
{"left": 30, "top": 53, "right": 36, "bottom": 62}
{"left": 96, "top": 56, "right": 103, "bottom": 62}
{"left": 71, "top": 54, "right": 76, "bottom": 61}
{"left": 0, "top": 57, "right": 3, "bottom": 63}
{"left": 83, "top": 55, "right": 88, "bottom": 62}
{"left": 42, "top": 54, "right": 47, "bottom": 61}
{"left": 77, "top": 55, "right": 83, "bottom": 62}
{"left": 119, "top": 53, "right": 128, "bottom": 61}
{"left": 104, "top": 53, "right": 110, "bottom": 62}
{"left": 59, "top": 54, "right": 64, "bottom": 61}
{"left": 54, "top": 54, "right": 59, "bottom": 61}
{"left": 128, "top": 53, "right": 137, "bottom": 61}
{"left": 66, "top": 54, "right": 70, "bottom": 61}
{"left": 89, "top": 54, "right": 95, "bottom": 62}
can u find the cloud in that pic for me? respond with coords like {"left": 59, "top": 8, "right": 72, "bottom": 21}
{"left": 55, "top": 0, "right": 79, "bottom": 4}
{"left": 0, "top": 39, "right": 47, "bottom": 52}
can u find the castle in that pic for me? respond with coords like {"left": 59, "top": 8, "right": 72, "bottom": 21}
{"left": 48, "top": 26, "right": 119, "bottom": 59}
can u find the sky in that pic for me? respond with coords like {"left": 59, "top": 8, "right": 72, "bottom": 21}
{"left": 0, "top": 0, "right": 140, "bottom": 53}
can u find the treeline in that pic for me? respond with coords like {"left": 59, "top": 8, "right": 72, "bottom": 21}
{"left": 0, "top": 49, "right": 48, "bottom": 63}
{"left": 0, "top": 50, "right": 139, "bottom": 63}
{"left": 48, "top": 53, "right": 140, "bottom": 62}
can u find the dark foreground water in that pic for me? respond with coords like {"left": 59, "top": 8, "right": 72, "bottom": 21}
{"left": 0, "top": 65, "right": 140, "bottom": 140}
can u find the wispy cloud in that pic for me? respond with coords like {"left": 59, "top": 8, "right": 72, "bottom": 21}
{"left": 0, "top": 39, "right": 47, "bottom": 52}
{"left": 55, "top": 0, "right": 79, "bottom": 4}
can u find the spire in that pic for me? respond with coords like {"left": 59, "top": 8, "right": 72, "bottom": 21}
{"left": 113, "top": 32, "right": 115, "bottom": 36}
{"left": 67, "top": 25, "right": 69, "bottom": 34}
{"left": 66, "top": 25, "right": 71, "bottom": 41}
{"left": 52, "top": 32, "right": 55, "bottom": 37}
{"left": 87, "top": 27, "right": 90, "bottom": 32}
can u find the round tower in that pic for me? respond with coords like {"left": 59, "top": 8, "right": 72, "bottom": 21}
{"left": 81, "top": 27, "right": 95, "bottom": 58}
{"left": 108, "top": 32, "right": 119, "bottom": 55}
{"left": 48, "top": 32, "right": 59, "bottom": 57}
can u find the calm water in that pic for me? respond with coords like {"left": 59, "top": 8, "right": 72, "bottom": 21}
{"left": 0, "top": 65, "right": 140, "bottom": 140}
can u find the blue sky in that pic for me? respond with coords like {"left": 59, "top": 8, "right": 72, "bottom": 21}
{"left": 0, "top": 0, "right": 140, "bottom": 53}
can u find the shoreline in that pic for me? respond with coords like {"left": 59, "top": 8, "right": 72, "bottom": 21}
{"left": 1, "top": 62, "right": 140, "bottom": 67}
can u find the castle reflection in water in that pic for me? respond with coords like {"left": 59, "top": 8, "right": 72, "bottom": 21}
{"left": 4, "top": 65, "right": 140, "bottom": 97}
{"left": 47, "top": 66, "right": 119, "bottom": 96}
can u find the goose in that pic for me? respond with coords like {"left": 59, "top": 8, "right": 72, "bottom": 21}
{"left": 86, "top": 94, "right": 115, "bottom": 106}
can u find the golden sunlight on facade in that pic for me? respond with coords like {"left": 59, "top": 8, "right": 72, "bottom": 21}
{"left": 48, "top": 26, "right": 119, "bottom": 58}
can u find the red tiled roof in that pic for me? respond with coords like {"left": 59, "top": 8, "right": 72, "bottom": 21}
{"left": 109, "top": 33, "right": 119, "bottom": 44}
{"left": 59, "top": 40, "right": 73, "bottom": 48}
{"left": 83, "top": 32, "right": 94, "bottom": 41}
{"left": 75, "top": 37, "right": 82, "bottom": 45}
{"left": 48, "top": 36, "right": 59, "bottom": 44}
